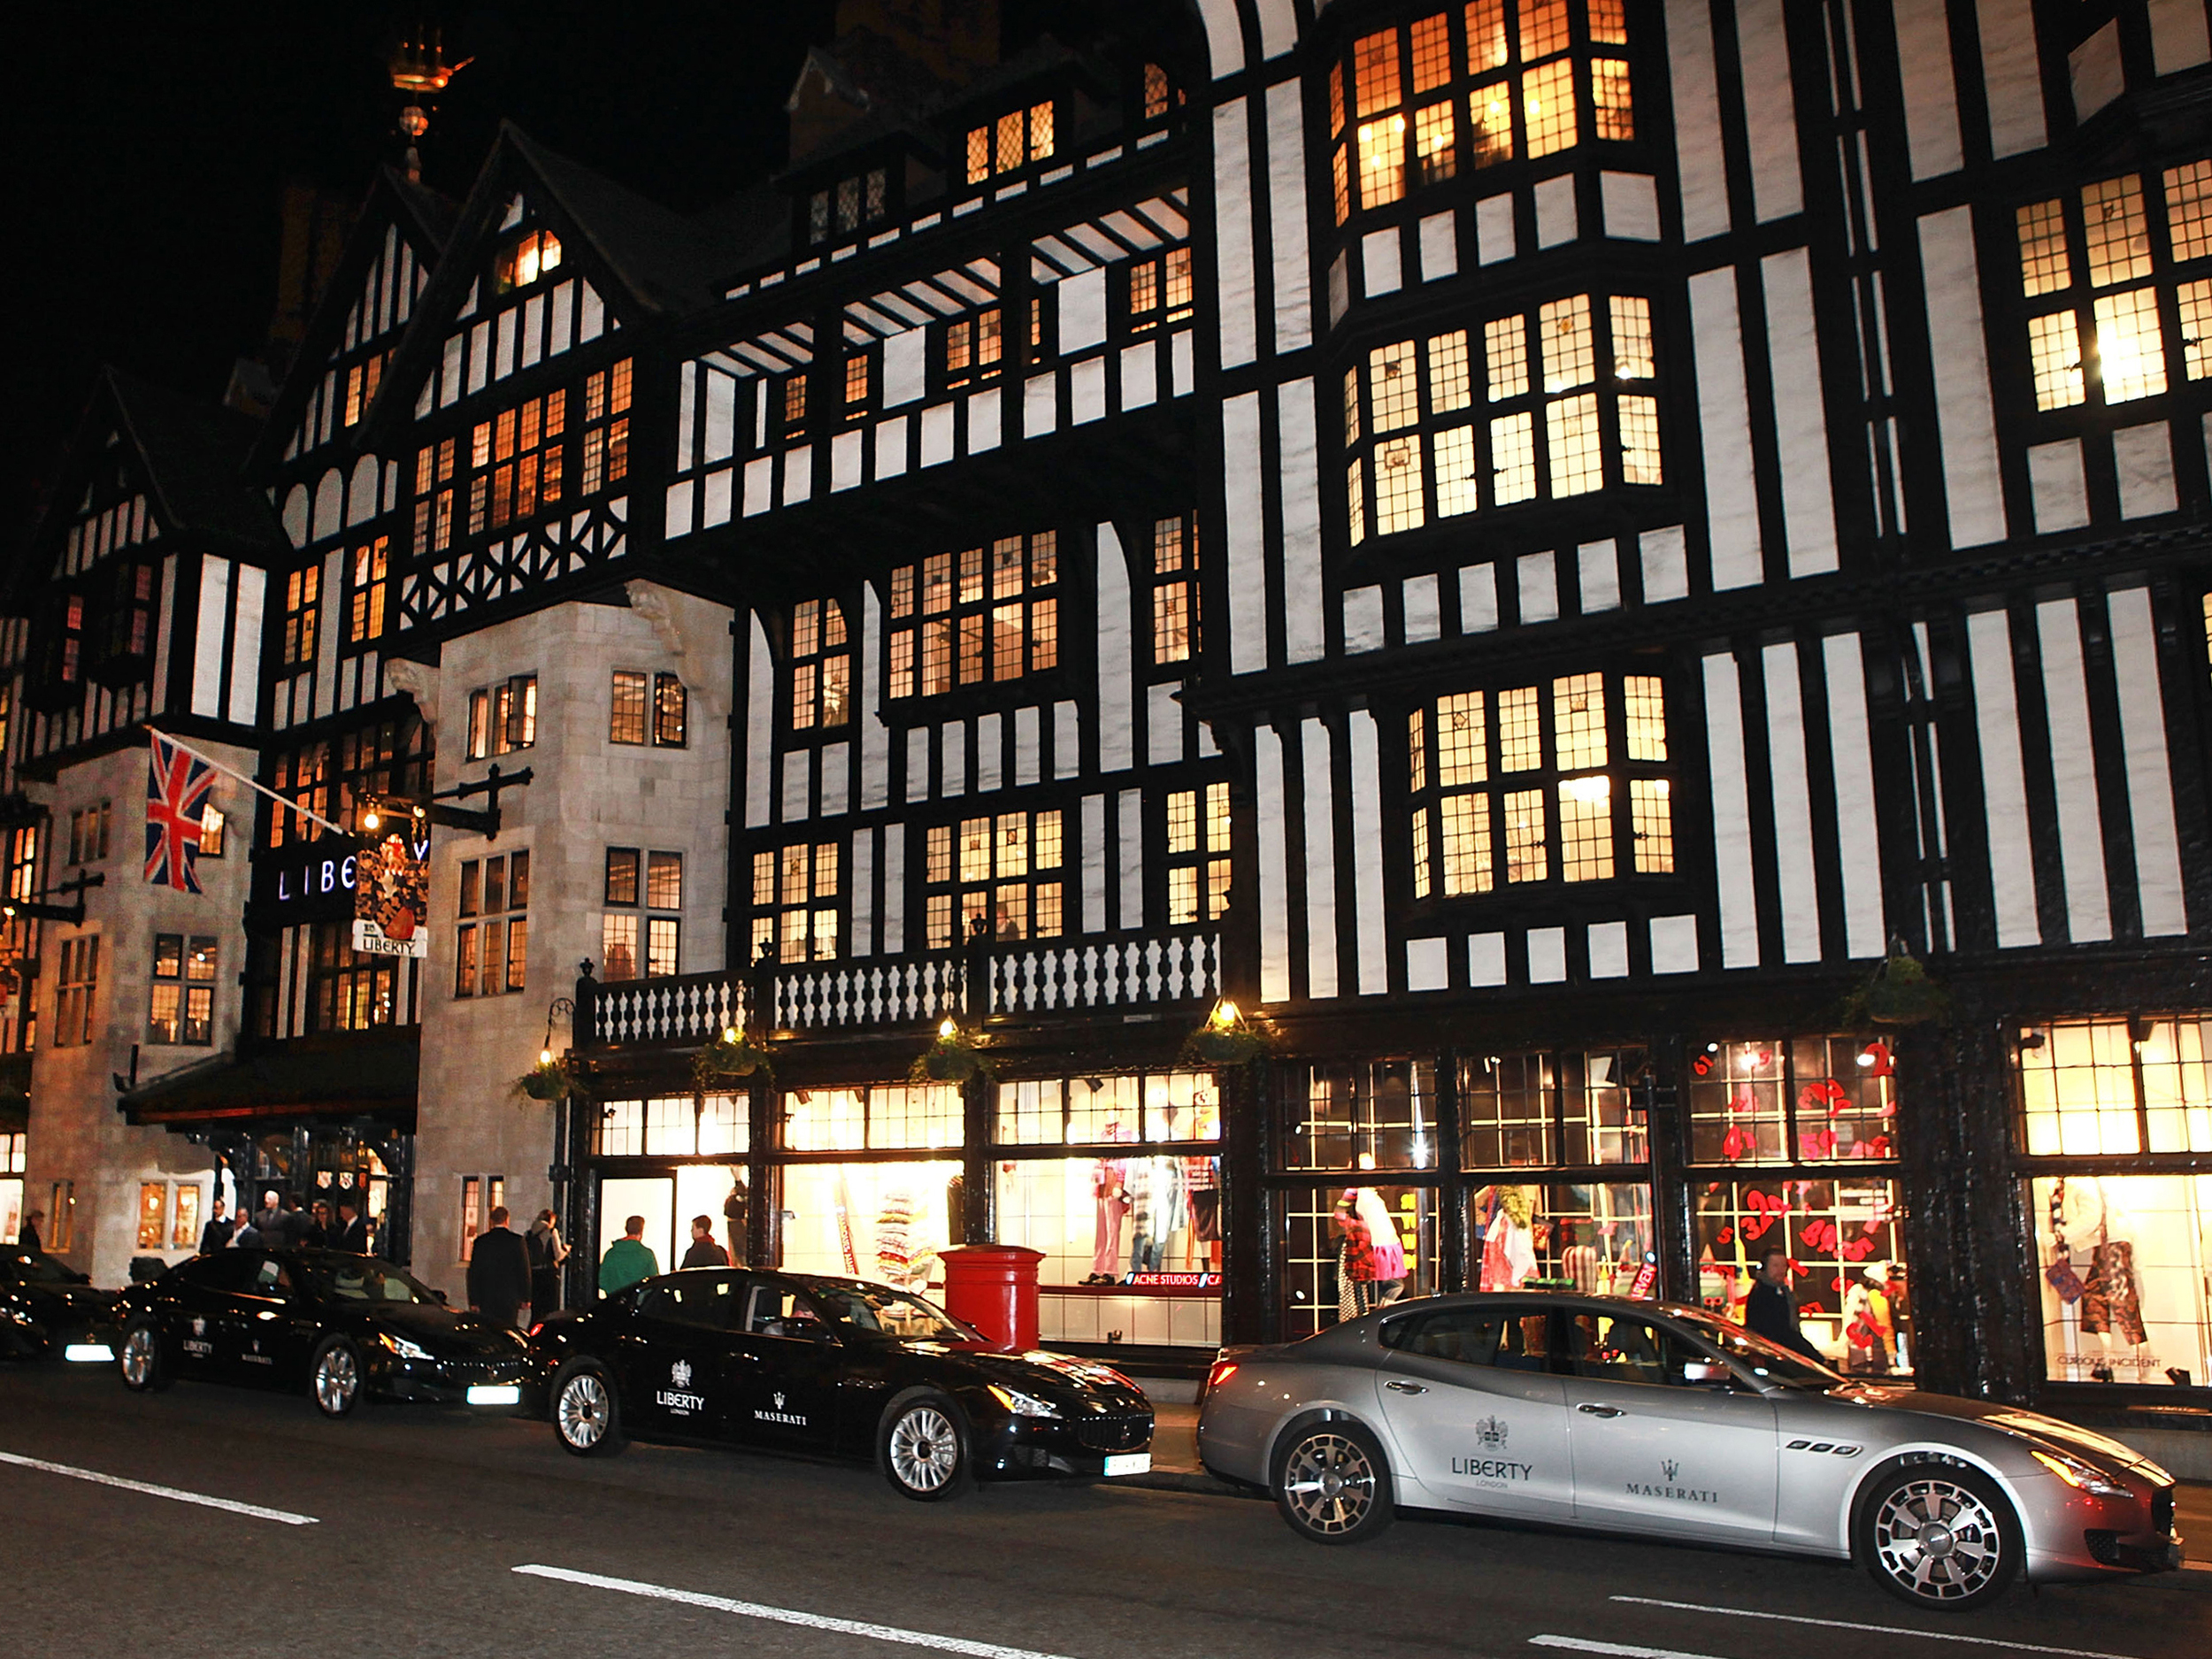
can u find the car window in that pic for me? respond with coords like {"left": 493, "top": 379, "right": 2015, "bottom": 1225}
{"left": 744, "top": 1284, "right": 830, "bottom": 1338}
{"left": 1381, "top": 1307, "right": 1555, "bottom": 1370}
{"left": 1565, "top": 1312, "right": 1698, "bottom": 1386}
{"left": 308, "top": 1260, "right": 435, "bottom": 1303}
{"left": 248, "top": 1257, "right": 295, "bottom": 1297}
{"left": 639, "top": 1275, "right": 745, "bottom": 1330}
{"left": 180, "top": 1252, "right": 265, "bottom": 1292}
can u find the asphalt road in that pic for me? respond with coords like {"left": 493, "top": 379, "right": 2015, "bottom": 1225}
{"left": 3, "top": 1362, "right": 2205, "bottom": 1659}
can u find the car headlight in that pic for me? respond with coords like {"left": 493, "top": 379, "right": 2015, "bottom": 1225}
{"left": 989, "top": 1384, "right": 1062, "bottom": 1419}
{"left": 379, "top": 1332, "right": 434, "bottom": 1362}
{"left": 2032, "top": 1448, "right": 2132, "bottom": 1498}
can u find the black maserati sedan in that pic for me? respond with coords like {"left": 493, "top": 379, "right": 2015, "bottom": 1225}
{"left": 526, "top": 1268, "right": 1155, "bottom": 1499}
{"left": 1, "top": 1248, "right": 119, "bottom": 1361}
{"left": 112, "top": 1248, "right": 531, "bottom": 1417}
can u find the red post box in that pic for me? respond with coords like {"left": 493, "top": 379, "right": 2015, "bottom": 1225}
{"left": 938, "top": 1244, "right": 1045, "bottom": 1352}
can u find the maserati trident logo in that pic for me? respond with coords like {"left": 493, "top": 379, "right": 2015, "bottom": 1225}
{"left": 1661, "top": 1458, "right": 1679, "bottom": 1482}
{"left": 1475, "top": 1415, "right": 1508, "bottom": 1448}
{"left": 191, "top": 1317, "right": 206, "bottom": 1337}
{"left": 671, "top": 1359, "right": 693, "bottom": 1389}
{"left": 773, "top": 1391, "right": 787, "bottom": 1410}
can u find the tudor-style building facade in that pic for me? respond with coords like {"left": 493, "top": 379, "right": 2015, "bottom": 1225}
{"left": 8, "top": 0, "right": 2212, "bottom": 1430}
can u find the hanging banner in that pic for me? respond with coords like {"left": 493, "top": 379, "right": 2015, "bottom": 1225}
{"left": 353, "top": 830, "right": 430, "bottom": 958}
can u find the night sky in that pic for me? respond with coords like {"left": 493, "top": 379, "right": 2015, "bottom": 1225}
{"left": 3, "top": 1, "right": 1130, "bottom": 563}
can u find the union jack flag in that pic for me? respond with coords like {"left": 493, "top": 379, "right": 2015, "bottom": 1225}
{"left": 144, "top": 734, "right": 216, "bottom": 893}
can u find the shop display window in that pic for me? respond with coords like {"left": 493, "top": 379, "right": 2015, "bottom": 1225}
{"left": 1687, "top": 1036, "right": 1900, "bottom": 1164}
{"left": 136, "top": 1182, "right": 165, "bottom": 1249}
{"left": 1459, "top": 1048, "right": 1646, "bottom": 1165}
{"left": 1285, "top": 1061, "right": 1440, "bottom": 1171}
{"left": 999, "top": 1150, "right": 1224, "bottom": 1282}
{"left": 1692, "top": 1175, "right": 1909, "bottom": 1374}
{"left": 780, "top": 1160, "right": 960, "bottom": 1290}
{"left": 2030, "top": 1173, "right": 2212, "bottom": 1387}
{"left": 782, "top": 1085, "right": 963, "bottom": 1153}
{"left": 995, "top": 1071, "right": 1221, "bottom": 1146}
{"left": 2019, "top": 1017, "right": 2212, "bottom": 1155}
{"left": 1284, "top": 1184, "right": 1439, "bottom": 1339}
{"left": 170, "top": 1184, "right": 200, "bottom": 1250}
{"left": 1469, "top": 1179, "right": 1654, "bottom": 1295}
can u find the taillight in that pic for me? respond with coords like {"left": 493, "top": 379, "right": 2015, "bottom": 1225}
{"left": 526, "top": 1322, "right": 546, "bottom": 1339}
{"left": 1206, "top": 1358, "right": 1240, "bottom": 1393}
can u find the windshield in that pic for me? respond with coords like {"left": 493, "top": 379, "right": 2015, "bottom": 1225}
{"left": 795, "top": 1279, "right": 976, "bottom": 1341}
{"left": 302, "top": 1258, "right": 441, "bottom": 1305}
{"left": 1669, "top": 1308, "right": 1847, "bottom": 1390}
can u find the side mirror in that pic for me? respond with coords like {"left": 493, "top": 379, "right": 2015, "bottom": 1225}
{"left": 1681, "top": 1361, "right": 1732, "bottom": 1386}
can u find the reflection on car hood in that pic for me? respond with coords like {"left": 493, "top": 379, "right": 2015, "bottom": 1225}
{"left": 1847, "top": 1385, "right": 2171, "bottom": 1479}
{"left": 904, "top": 1341, "right": 1150, "bottom": 1406}
{"left": 361, "top": 1302, "right": 527, "bottom": 1357}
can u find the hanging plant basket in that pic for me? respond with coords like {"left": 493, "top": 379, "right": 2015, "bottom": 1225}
{"left": 1837, "top": 946, "right": 1953, "bottom": 1028}
{"left": 911, "top": 1027, "right": 994, "bottom": 1086}
{"left": 512, "top": 1056, "right": 580, "bottom": 1104}
{"left": 1181, "top": 1000, "right": 1274, "bottom": 1068}
{"left": 693, "top": 1031, "right": 775, "bottom": 1091}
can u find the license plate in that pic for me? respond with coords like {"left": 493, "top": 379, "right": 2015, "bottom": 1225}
{"left": 64, "top": 1344, "right": 113, "bottom": 1363}
{"left": 466, "top": 1384, "right": 521, "bottom": 1406}
{"left": 1102, "top": 1452, "right": 1151, "bottom": 1477}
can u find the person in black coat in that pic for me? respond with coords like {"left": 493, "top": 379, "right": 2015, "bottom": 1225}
{"left": 17, "top": 1209, "right": 43, "bottom": 1256}
{"left": 334, "top": 1200, "right": 370, "bottom": 1254}
{"left": 198, "top": 1198, "right": 234, "bottom": 1255}
{"left": 465, "top": 1206, "right": 533, "bottom": 1328}
{"left": 1745, "top": 1247, "right": 1826, "bottom": 1363}
{"left": 680, "top": 1215, "right": 730, "bottom": 1269}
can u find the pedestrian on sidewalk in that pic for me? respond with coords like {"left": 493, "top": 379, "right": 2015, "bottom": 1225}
{"left": 198, "top": 1198, "right": 234, "bottom": 1255}
{"left": 1746, "top": 1247, "right": 1826, "bottom": 1363}
{"left": 598, "top": 1215, "right": 657, "bottom": 1296}
{"left": 681, "top": 1215, "right": 729, "bottom": 1269}
{"left": 335, "top": 1199, "right": 369, "bottom": 1254}
{"left": 526, "top": 1210, "right": 568, "bottom": 1314}
{"left": 17, "top": 1208, "right": 44, "bottom": 1256}
{"left": 467, "top": 1205, "right": 533, "bottom": 1328}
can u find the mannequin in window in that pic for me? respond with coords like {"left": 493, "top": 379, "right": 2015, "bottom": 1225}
{"left": 1558, "top": 1219, "right": 1601, "bottom": 1295}
{"left": 1479, "top": 1185, "right": 1536, "bottom": 1291}
{"left": 1128, "top": 1155, "right": 1186, "bottom": 1273}
{"left": 1087, "top": 1144, "right": 1129, "bottom": 1286}
{"left": 1351, "top": 1187, "right": 1405, "bottom": 1302}
{"left": 1333, "top": 1195, "right": 1380, "bottom": 1318}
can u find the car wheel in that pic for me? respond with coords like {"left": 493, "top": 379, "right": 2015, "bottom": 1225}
{"left": 552, "top": 1362, "right": 626, "bottom": 1457}
{"left": 1271, "top": 1418, "right": 1394, "bottom": 1544}
{"left": 119, "top": 1320, "right": 170, "bottom": 1394}
{"left": 309, "top": 1337, "right": 365, "bottom": 1420}
{"left": 880, "top": 1390, "right": 972, "bottom": 1502}
{"left": 1857, "top": 1463, "right": 2023, "bottom": 1610}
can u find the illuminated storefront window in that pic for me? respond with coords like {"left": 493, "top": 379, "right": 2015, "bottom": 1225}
{"left": 780, "top": 1161, "right": 962, "bottom": 1291}
{"left": 2018, "top": 1018, "right": 2212, "bottom": 1388}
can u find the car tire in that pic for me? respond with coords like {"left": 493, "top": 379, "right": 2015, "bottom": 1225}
{"left": 1856, "top": 1462, "right": 2023, "bottom": 1611}
{"left": 551, "top": 1361, "right": 626, "bottom": 1457}
{"left": 119, "top": 1320, "right": 171, "bottom": 1394}
{"left": 309, "top": 1336, "right": 365, "bottom": 1420}
{"left": 879, "top": 1389, "right": 973, "bottom": 1502}
{"left": 1271, "top": 1417, "right": 1394, "bottom": 1544}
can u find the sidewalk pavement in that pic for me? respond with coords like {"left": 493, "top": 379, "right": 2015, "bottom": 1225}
{"left": 1126, "top": 1398, "right": 2212, "bottom": 1588}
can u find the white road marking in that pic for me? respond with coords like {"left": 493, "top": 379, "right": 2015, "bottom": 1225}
{"left": 1531, "top": 1640, "right": 1724, "bottom": 1659}
{"left": 513, "top": 1564, "right": 1080, "bottom": 1659}
{"left": 1610, "top": 1595, "right": 2147, "bottom": 1659}
{"left": 0, "top": 1451, "right": 318, "bottom": 1525}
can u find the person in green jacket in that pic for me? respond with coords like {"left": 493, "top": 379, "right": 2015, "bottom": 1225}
{"left": 598, "top": 1215, "right": 658, "bottom": 1295}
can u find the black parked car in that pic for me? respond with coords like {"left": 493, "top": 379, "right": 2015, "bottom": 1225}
{"left": 526, "top": 1269, "right": 1155, "bottom": 1499}
{"left": 0, "top": 1249, "right": 119, "bottom": 1361}
{"left": 113, "top": 1248, "right": 530, "bottom": 1417}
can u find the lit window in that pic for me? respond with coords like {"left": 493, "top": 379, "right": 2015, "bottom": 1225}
{"left": 282, "top": 566, "right": 319, "bottom": 666}
{"left": 580, "top": 359, "right": 633, "bottom": 495}
{"left": 495, "top": 230, "right": 562, "bottom": 293}
{"left": 806, "top": 167, "right": 889, "bottom": 247}
{"left": 1150, "top": 514, "right": 1199, "bottom": 665}
{"left": 653, "top": 673, "right": 687, "bottom": 749}
{"left": 2166, "top": 160, "right": 2212, "bottom": 263}
{"left": 944, "top": 307, "right": 1002, "bottom": 388}
{"left": 887, "top": 532, "right": 1058, "bottom": 701}
{"left": 466, "top": 675, "right": 538, "bottom": 761}
{"left": 1166, "top": 782, "right": 1233, "bottom": 925}
{"left": 2093, "top": 288, "right": 2168, "bottom": 401}
{"left": 2179, "top": 279, "right": 2212, "bottom": 380}
{"left": 456, "top": 851, "right": 529, "bottom": 997}
{"left": 2084, "top": 176, "right": 2152, "bottom": 288}
{"left": 1127, "top": 248, "right": 1194, "bottom": 332}
{"left": 2028, "top": 311, "right": 2086, "bottom": 410}
{"left": 457, "top": 389, "right": 567, "bottom": 539}
{"left": 751, "top": 841, "right": 841, "bottom": 964}
{"left": 2017, "top": 199, "right": 2073, "bottom": 296}
{"left": 610, "top": 671, "right": 647, "bottom": 745}
{"left": 349, "top": 538, "right": 388, "bottom": 645}
{"left": 922, "top": 811, "right": 1064, "bottom": 948}
{"left": 148, "top": 934, "right": 216, "bottom": 1046}
{"left": 790, "top": 599, "right": 851, "bottom": 730}
{"left": 964, "top": 102, "right": 1056, "bottom": 186}
{"left": 1410, "top": 670, "right": 1671, "bottom": 898}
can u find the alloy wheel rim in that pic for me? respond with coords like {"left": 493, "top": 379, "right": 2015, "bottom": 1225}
{"left": 121, "top": 1327, "right": 153, "bottom": 1385}
{"left": 315, "top": 1347, "right": 357, "bottom": 1414}
{"left": 889, "top": 1405, "right": 957, "bottom": 1491}
{"left": 559, "top": 1374, "right": 608, "bottom": 1448}
{"left": 1281, "top": 1432, "right": 1376, "bottom": 1535}
{"left": 1872, "top": 1478, "right": 2003, "bottom": 1600}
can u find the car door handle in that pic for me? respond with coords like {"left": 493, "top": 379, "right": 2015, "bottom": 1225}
{"left": 1577, "top": 1403, "right": 1625, "bottom": 1417}
{"left": 1383, "top": 1379, "right": 1427, "bottom": 1395}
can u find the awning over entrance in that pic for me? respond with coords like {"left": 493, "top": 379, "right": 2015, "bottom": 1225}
{"left": 118, "top": 1030, "right": 420, "bottom": 1131}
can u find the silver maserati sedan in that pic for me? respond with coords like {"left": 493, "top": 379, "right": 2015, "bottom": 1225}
{"left": 1197, "top": 1293, "right": 2185, "bottom": 1610}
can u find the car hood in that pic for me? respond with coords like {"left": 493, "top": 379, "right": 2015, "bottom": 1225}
{"left": 358, "top": 1303, "right": 529, "bottom": 1358}
{"left": 904, "top": 1341, "right": 1152, "bottom": 1410}
{"left": 1839, "top": 1383, "right": 2172, "bottom": 1481}
{"left": 19, "top": 1282, "right": 119, "bottom": 1316}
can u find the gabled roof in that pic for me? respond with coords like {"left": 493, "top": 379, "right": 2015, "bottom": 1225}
{"left": 5, "top": 369, "right": 281, "bottom": 610}
{"left": 246, "top": 167, "right": 460, "bottom": 475}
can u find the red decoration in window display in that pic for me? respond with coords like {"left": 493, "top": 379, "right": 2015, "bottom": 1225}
{"left": 1798, "top": 1126, "right": 1838, "bottom": 1159}
{"left": 1742, "top": 1190, "right": 1786, "bottom": 1238}
{"left": 1800, "top": 1078, "right": 1849, "bottom": 1118}
{"left": 1722, "top": 1122, "right": 1754, "bottom": 1161}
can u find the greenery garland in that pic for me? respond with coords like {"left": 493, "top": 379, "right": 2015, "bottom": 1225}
{"left": 693, "top": 1029, "right": 775, "bottom": 1091}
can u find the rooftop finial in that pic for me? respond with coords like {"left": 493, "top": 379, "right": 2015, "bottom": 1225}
{"left": 388, "top": 24, "right": 472, "bottom": 183}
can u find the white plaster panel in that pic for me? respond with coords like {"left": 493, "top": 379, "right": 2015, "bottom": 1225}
{"left": 1097, "top": 522, "right": 1134, "bottom": 772}
{"left": 906, "top": 728, "right": 931, "bottom": 804}
{"left": 1071, "top": 357, "right": 1107, "bottom": 425}
{"left": 1976, "top": 0, "right": 2047, "bottom": 157}
{"left": 1577, "top": 541, "right": 1620, "bottom": 613}
{"left": 1587, "top": 921, "right": 1630, "bottom": 979}
{"left": 2152, "top": 0, "right": 2212, "bottom": 74}
{"left": 1763, "top": 641, "right": 1822, "bottom": 963}
{"left": 1279, "top": 380, "right": 1325, "bottom": 664}
{"left": 1118, "top": 789, "right": 1144, "bottom": 932}
{"left": 883, "top": 328, "right": 927, "bottom": 406}
{"left": 861, "top": 587, "right": 889, "bottom": 810}
{"left": 1894, "top": 0, "right": 1963, "bottom": 177}
{"left": 1762, "top": 247, "right": 1839, "bottom": 575}
{"left": 2114, "top": 422, "right": 2177, "bottom": 518}
{"left": 1265, "top": 78, "right": 1313, "bottom": 351}
{"left": 1666, "top": 0, "right": 1731, "bottom": 239}
{"left": 1599, "top": 172, "right": 1661, "bottom": 241}
{"left": 820, "top": 741, "right": 850, "bottom": 817}
{"left": 1212, "top": 97, "right": 1258, "bottom": 368}
{"left": 831, "top": 430, "right": 864, "bottom": 492}
{"left": 1342, "top": 587, "right": 1385, "bottom": 653}
{"left": 2107, "top": 587, "right": 2189, "bottom": 934}
{"left": 1118, "top": 342, "right": 1157, "bottom": 411}
{"left": 975, "top": 712, "right": 1002, "bottom": 792}
{"left": 2070, "top": 21, "right": 2124, "bottom": 120}
{"left": 1689, "top": 267, "right": 1763, "bottom": 588}
{"left": 1302, "top": 719, "right": 1339, "bottom": 1001}
{"left": 1527, "top": 927, "right": 1567, "bottom": 984}
{"left": 1533, "top": 175, "right": 1577, "bottom": 248}
{"left": 1476, "top": 194, "right": 1517, "bottom": 265}
{"left": 1417, "top": 211, "right": 1458, "bottom": 280}
{"left": 1966, "top": 608, "right": 2040, "bottom": 946}
{"left": 1406, "top": 938, "right": 1449, "bottom": 992}
{"left": 941, "top": 720, "right": 966, "bottom": 797}
{"left": 1459, "top": 565, "right": 1498, "bottom": 632}
{"left": 1649, "top": 915, "right": 1701, "bottom": 973}
{"left": 1014, "top": 705, "right": 1041, "bottom": 787}
{"left": 2037, "top": 599, "right": 2113, "bottom": 941}
{"left": 1225, "top": 392, "right": 1268, "bottom": 673}
{"left": 1736, "top": 0, "right": 1802, "bottom": 220}
{"left": 781, "top": 749, "right": 810, "bottom": 822}
{"left": 1081, "top": 794, "right": 1108, "bottom": 933}
{"left": 1822, "top": 634, "right": 1888, "bottom": 959}
{"left": 1469, "top": 933, "right": 1508, "bottom": 987}
{"left": 2027, "top": 440, "right": 2091, "bottom": 533}
{"left": 874, "top": 415, "right": 909, "bottom": 480}
{"left": 1361, "top": 227, "right": 1403, "bottom": 296}
{"left": 746, "top": 617, "right": 774, "bottom": 826}
{"left": 920, "top": 404, "right": 956, "bottom": 465}
{"left": 1257, "top": 727, "right": 1289, "bottom": 1002}
{"left": 1402, "top": 573, "right": 1440, "bottom": 642}
{"left": 1348, "top": 710, "right": 1389, "bottom": 995}
{"left": 1518, "top": 552, "right": 1558, "bottom": 623}
{"left": 1702, "top": 653, "right": 1761, "bottom": 967}
{"left": 227, "top": 567, "right": 265, "bottom": 726}
{"left": 1025, "top": 373, "right": 1056, "bottom": 439}
{"left": 1147, "top": 682, "right": 1183, "bottom": 767}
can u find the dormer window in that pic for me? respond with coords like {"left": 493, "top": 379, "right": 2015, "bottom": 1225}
{"left": 495, "top": 229, "right": 563, "bottom": 294}
{"left": 944, "top": 307, "right": 1003, "bottom": 389}
{"left": 806, "top": 167, "right": 890, "bottom": 247}
{"left": 1141, "top": 64, "right": 1182, "bottom": 121}
{"left": 1127, "top": 249, "right": 1194, "bottom": 334}
{"left": 964, "top": 102, "right": 1056, "bottom": 187}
